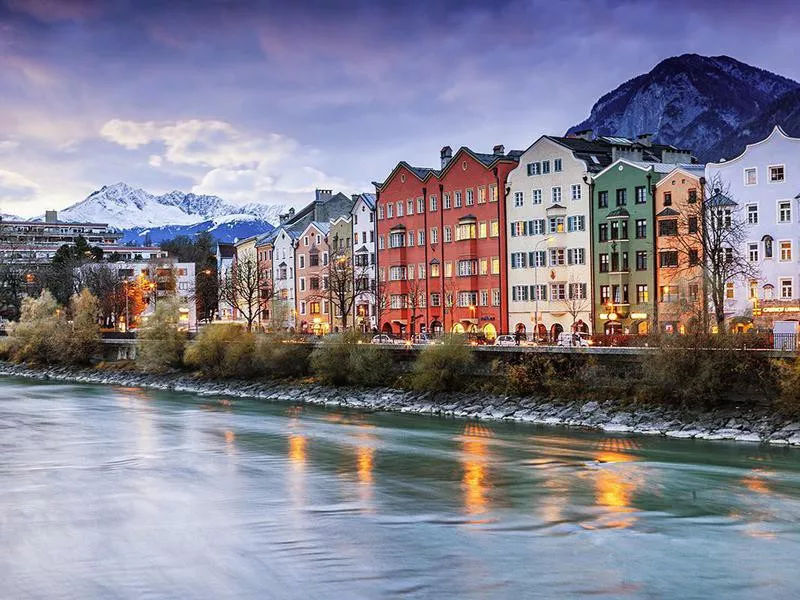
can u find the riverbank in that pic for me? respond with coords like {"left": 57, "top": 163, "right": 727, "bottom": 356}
{"left": 2, "top": 362, "right": 799, "bottom": 446}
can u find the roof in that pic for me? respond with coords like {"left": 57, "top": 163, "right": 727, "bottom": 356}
{"left": 307, "top": 221, "right": 330, "bottom": 235}
{"left": 656, "top": 207, "right": 681, "bottom": 217}
{"left": 216, "top": 243, "right": 235, "bottom": 258}
{"left": 357, "top": 193, "right": 376, "bottom": 210}
{"left": 606, "top": 207, "right": 631, "bottom": 219}
{"left": 254, "top": 229, "right": 279, "bottom": 247}
{"left": 707, "top": 192, "right": 737, "bottom": 207}
{"left": 354, "top": 245, "right": 370, "bottom": 254}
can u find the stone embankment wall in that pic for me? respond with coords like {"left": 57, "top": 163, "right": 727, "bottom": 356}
{"left": 2, "top": 362, "right": 799, "bottom": 447}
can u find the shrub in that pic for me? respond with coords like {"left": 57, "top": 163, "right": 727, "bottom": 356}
{"left": 184, "top": 323, "right": 256, "bottom": 379}
{"left": 309, "top": 330, "right": 391, "bottom": 386}
{"left": 409, "top": 335, "right": 474, "bottom": 392}
{"left": 776, "top": 358, "right": 800, "bottom": 416}
{"left": 66, "top": 289, "right": 102, "bottom": 365}
{"left": 253, "top": 334, "right": 313, "bottom": 379}
{"left": 7, "top": 291, "right": 67, "bottom": 365}
{"left": 136, "top": 298, "right": 187, "bottom": 372}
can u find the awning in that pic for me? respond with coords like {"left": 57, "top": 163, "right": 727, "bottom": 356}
{"left": 392, "top": 319, "right": 407, "bottom": 325}
{"left": 460, "top": 318, "right": 478, "bottom": 325}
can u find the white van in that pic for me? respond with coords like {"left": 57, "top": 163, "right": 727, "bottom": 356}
{"left": 557, "top": 332, "right": 591, "bottom": 347}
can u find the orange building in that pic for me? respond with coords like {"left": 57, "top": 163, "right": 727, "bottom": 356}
{"left": 295, "top": 221, "right": 331, "bottom": 334}
{"left": 654, "top": 166, "right": 706, "bottom": 333}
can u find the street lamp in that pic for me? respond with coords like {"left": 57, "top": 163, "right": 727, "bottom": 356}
{"left": 532, "top": 236, "right": 553, "bottom": 341}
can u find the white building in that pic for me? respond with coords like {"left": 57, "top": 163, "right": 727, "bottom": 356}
{"left": 351, "top": 193, "right": 377, "bottom": 331}
{"left": 706, "top": 126, "right": 800, "bottom": 326}
{"left": 505, "top": 135, "right": 611, "bottom": 339}
{"left": 271, "top": 225, "right": 300, "bottom": 329}
{"left": 216, "top": 243, "right": 235, "bottom": 321}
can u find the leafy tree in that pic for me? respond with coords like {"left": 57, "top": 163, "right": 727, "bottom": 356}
{"left": 136, "top": 297, "right": 187, "bottom": 371}
{"left": 66, "top": 289, "right": 102, "bottom": 364}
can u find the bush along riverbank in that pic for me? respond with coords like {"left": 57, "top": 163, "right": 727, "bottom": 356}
{"left": 1, "top": 303, "right": 800, "bottom": 445}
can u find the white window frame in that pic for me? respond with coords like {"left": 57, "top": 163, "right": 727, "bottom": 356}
{"left": 551, "top": 186, "right": 562, "bottom": 204}
{"left": 780, "top": 278, "right": 794, "bottom": 299}
{"left": 514, "top": 191, "right": 524, "bottom": 207}
{"left": 744, "top": 167, "right": 757, "bottom": 186}
{"left": 779, "top": 240, "right": 792, "bottom": 262}
{"left": 571, "top": 184, "right": 582, "bottom": 201}
{"left": 532, "top": 189, "right": 542, "bottom": 205}
{"left": 777, "top": 200, "right": 792, "bottom": 223}
{"left": 747, "top": 204, "right": 759, "bottom": 224}
{"left": 768, "top": 164, "right": 786, "bottom": 184}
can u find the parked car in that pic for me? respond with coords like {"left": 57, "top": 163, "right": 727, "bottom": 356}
{"left": 411, "top": 333, "right": 436, "bottom": 345}
{"left": 494, "top": 335, "right": 517, "bottom": 347}
{"left": 557, "top": 331, "right": 592, "bottom": 347}
{"left": 371, "top": 334, "right": 395, "bottom": 345}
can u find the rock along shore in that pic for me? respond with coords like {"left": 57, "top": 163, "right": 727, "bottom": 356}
{"left": 1, "top": 362, "right": 799, "bottom": 447}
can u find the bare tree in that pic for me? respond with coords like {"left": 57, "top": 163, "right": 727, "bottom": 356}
{"left": 561, "top": 275, "right": 591, "bottom": 331}
{"left": 370, "top": 274, "right": 389, "bottom": 333}
{"left": 80, "top": 264, "right": 125, "bottom": 327}
{"left": 218, "top": 252, "right": 262, "bottom": 331}
{"left": 405, "top": 275, "right": 427, "bottom": 335}
{"left": 443, "top": 281, "right": 458, "bottom": 334}
{"left": 670, "top": 174, "right": 759, "bottom": 330}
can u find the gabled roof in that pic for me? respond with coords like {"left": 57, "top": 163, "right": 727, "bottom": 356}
{"left": 656, "top": 207, "right": 680, "bottom": 217}
{"left": 438, "top": 146, "right": 521, "bottom": 177}
{"left": 707, "top": 125, "right": 800, "bottom": 166}
{"left": 354, "top": 245, "right": 370, "bottom": 254}
{"left": 707, "top": 192, "right": 737, "bottom": 207}
{"left": 356, "top": 193, "right": 376, "bottom": 210}
{"left": 546, "top": 203, "right": 566, "bottom": 210}
{"left": 254, "top": 229, "right": 279, "bottom": 247}
{"left": 655, "top": 165, "right": 706, "bottom": 187}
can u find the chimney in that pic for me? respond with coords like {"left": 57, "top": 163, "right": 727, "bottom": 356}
{"left": 315, "top": 189, "right": 333, "bottom": 202}
{"left": 440, "top": 145, "right": 453, "bottom": 169}
{"left": 637, "top": 133, "right": 653, "bottom": 147}
{"left": 573, "top": 129, "right": 593, "bottom": 141}
{"left": 493, "top": 144, "right": 505, "bottom": 156}
{"left": 45, "top": 210, "right": 58, "bottom": 223}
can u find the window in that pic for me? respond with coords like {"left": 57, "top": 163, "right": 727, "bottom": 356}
{"left": 542, "top": 160, "right": 551, "bottom": 174}
{"left": 378, "top": 236, "right": 385, "bottom": 250}
{"left": 769, "top": 165, "right": 785, "bottom": 182}
{"left": 491, "top": 257, "right": 500, "bottom": 274}
{"left": 390, "top": 295, "right": 407, "bottom": 310}
{"left": 430, "top": 195, "right": 438, "bottom": 211}
{"left": 600, "top": 285, "right": 611, "bottom": 304}
{"left": 310, "top": 253, "right": 320, "bottom": 267}
{"left": 397, "top": 202, "right": 403, "bottom": 217}
{"left": 418, "top": 264, "right": 426, "bottom": 279}
{"left": 386, "top": 204, "right": 393, "bottom": 218}
{"left": 490, "top": 220, "right": 499, "bottom": 237}
{"left": 549, "top": 216, "right": 565, "bottom": 234}
{"left": 689, "top": 249, "right": 700, "bottom": 265}
{"left": 779, "top": 201, "right": 792, "bottom": 223}
{"left": 407, "top": 199, "right": 414, "bottom": 214}
{"left": 512, "top": 285, "right": 529, "bottom": 302}
{"left": 551, "top": 186, "right": 562, "bottom": 204}
{"left": 532, "top": 189, "right": 542, "bottom": 204}
{"left": 688, "top": 189, "right": 698, "bottom": 204}
{"left": 550, "top": 283, "right": 566, "bottom": 300}
{"left": 530, "top": 250, "right": 546, "bottom": 267}
{"left": 389, "top": 231, "right": 404, "bottom": 248}
{"left": 514, "top": 191, "right": 524, "bottom": 207}
{"left": 418, "top": 230, "right": 425, "bottom": 245}
{"left": 478, "top": 187, "right": 486, "bottom": 204}
{"left": 466, "top": 189, "right": 474, "bottom": 206}
{"left": 479, "top": 258, "right": 488, "bottom": 275}
{"left": 744, "top": 167, "right": 757, "bottom": 186}
{"left": 781, "top": 278, "right": 794, "bottom": 299}
{"left": 457, "top": 259, "right": 478, "bottom": 276}
{"left": 455, "top": 222, "right": 476, "bottom": 240}
{"left": 635, "top": 219, "right": 647, "bottom": 239}
{"left": 747, "top": 204, "right": 758, "bottom": 224}
{"left": 489, "top": 185, "right": 497, "bottom": 203}
{"left": 636, "top": 284, "right": 649, "bottom": 304}
{"left": 531, "top": 284, "right": 546, "bottom": 301}
{"left": 309, "top": 277, "right": 320, "bottom": 290}
{"left": 299, "top": 278, "right": 306, "bottom": 292}
{"left": 445, "top": 262, "right": 452, "bottom": 278}
{"left": 530, "top": 219, "right": 545, "bottom": 235}
{"left": 454, "top": 191, "right": 462, "bottom": 208}
{"left": 567, "top": 248, "right": 585, "bottom": 265}
{"left": 635, "top": 251, "right": 647, "bottom": 271}
{"left": 688, "top": 216, "right": 698, "bottom": 234}
{"left": 571, "top": 184, "right": 581, "bottom": 201}
{"left": 299, "top": 254, "right": 305, "bottom": 269}
{"left": 659, "top": 251, "right": 679, "bottom": 268}
{"left": 610, "top": 220, "right": 628, "bottom": 240}
{"left": 299, "top": 301, "right": 306, "bottom": 315}
{"left": 443, "top": 226, "right": 452, "bottom": 243}
{"left": 715, "top": 208, "right": 732, "bottom": 228}
{"left": 598, "top": 190, "right": 608, "bottom": 208}
{"left": 599, "top": 253, "right": 609, "bottom": 272}
{"left": 663, "top": 192, "right": 672, "bottom": 207}
{"left": 527, "top": 162, "right": 541, "bottom": 176}
{"left": 549, "top": 248, "right": 565, "bottom": 266}
{"left": 660, "top": 285, "right": 679, "bottom": 303}
{"left": 749, "top": 243, "right": 759, "bottom": 262}
{"left": 725, "top": 282, "right": 735, "bottom": 300}
{"left": 430, "top": 263, "right": 440, "bottom": 277}
{"left": 407, "top": 231, "right": 414, "bottom": 246}
{"left": 635, "top": 186, "right": 646, "bottom": 204}
{"left": 443, "top": 193, "right": 451, "bottom": 209}
{"left": 780, "top": 240, "right": 792, "bottom": 261}
{"left": 567, "top": 215, "right": 585, "bottom": 232}
{"left": 478, "top": 222, "right": 488, "bottom": 238}
{"left": 407, "top": 265, "right": 415, "bottom": 280}
{"left": 616, "top": 188, "right": 627, "bottom": 206}
{"left": 764, "top": 236, "right": 773, "bottom": 259}
{"left": 569, "top": 283, "right": 587, "bottom": 299}
{"left": 510, "top": 221, "right": 527, "bottom": 237}
{"left": 612, "top": 284, "right": 628, "bottom": 304}
{"left": 554, "top": 159, "right": 562, "bottom": 172}
{"left": 430, "top": 227, "right": 438, "bottom": 244}
{"left": 378, "top": 205, "right": 384, "bottom": 220}
{"left": 598, "top": 223, "right": 609, "bottom": 242}
{"left": 430, "top": 293, "right": 441, "bottom": 307}
{"left": 689, "top": 284, "right": 700, "bottom": 302}
{"left": 417, "top": 197, "right": 424, "bottom": 213}
{"left": 492, "top": 289, "right": 500, "bottom": 306}
{"left": 458, "top": 291, "right": 478, "bottom": 307}
{"left": 658, "top": 219, "right": 678, "bottom": 236}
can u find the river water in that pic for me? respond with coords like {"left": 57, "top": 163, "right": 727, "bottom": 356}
{"left": 2, "top": 379, "right": 800, "bottom": 599}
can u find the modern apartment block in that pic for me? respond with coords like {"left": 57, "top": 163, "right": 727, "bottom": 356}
{"left": 375, "top": 145, "right": 520, "bottom": 339}
{"left": 706, "top": 126, "right": 800, "bottom": 329}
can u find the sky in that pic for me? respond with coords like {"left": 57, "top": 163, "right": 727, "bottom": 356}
{"left": 1, "top": 0, "right": 799, "bottom": 217}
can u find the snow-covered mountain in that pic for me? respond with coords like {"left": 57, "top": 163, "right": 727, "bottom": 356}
{"left": 568, "top": 54, "right": 800, "bottom": 162}
{"left": 57, "top": 183, "right": 283, "bottom": 243}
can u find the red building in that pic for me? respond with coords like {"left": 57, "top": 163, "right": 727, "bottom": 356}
{"left": 375, "top": 145, "right": 519, "bottom": 340}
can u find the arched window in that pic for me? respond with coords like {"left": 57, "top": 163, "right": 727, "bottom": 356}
{"left": 762, "top": 235, "right": 774, "bottom": 259}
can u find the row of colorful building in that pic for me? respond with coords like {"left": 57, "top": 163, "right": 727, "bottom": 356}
{"left": 222, "top": 126, "right": 800, "bottom": 340}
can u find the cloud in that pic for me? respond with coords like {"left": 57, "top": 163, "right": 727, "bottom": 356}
{"left": 0, "top": 140, "right": 20, "bottom": 152}
{"left": 100, "top": 118, "right": 360, "bottom": 204}
{"left": 5, "top": 0, "right": 104, "bottom": 22}
{"left": 0, "top": 169, "right": 39, "bottom": 192}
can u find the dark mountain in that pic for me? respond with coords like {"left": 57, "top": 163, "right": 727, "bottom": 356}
{"left": 568, "top": 54, "right": 800, "bottom": 162}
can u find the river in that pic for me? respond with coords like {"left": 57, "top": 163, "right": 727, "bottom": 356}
{"left": 1, "top": 378, "right": 800, "bottom": 599}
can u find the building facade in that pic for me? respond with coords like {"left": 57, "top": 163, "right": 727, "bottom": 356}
{"left": 295, "top": 222, "right": 331, "bottom": 334}
{"left": 376, "top": 145, "right": 520, "bottom": 339}
{"left": 505, "top": 136, "right": 612, "bottom": 340}
{"left": 706, "top": 126, "right": 800, "bottom": 329}
{"left": 351, "top": 193, "right": 377, "bottom": 332}
{"left": 271, "top": 225, "right": 299, "bottom": 330}
{"left": 654, "top": 166, "right": 706, "bottom": 333}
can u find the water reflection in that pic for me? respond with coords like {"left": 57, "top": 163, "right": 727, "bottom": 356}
{"left": 224, "top": 430, "right": 236, "bottom": 455}
{"left": 460, "top": 422, "right": 492, "bottom": 520}
{"left": 590, "top": 439, "right": 641, "bottom": 530}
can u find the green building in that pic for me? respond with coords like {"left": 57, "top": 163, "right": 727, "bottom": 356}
{"left": 590, "top": 160, "right": 674, "bottom": 335}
